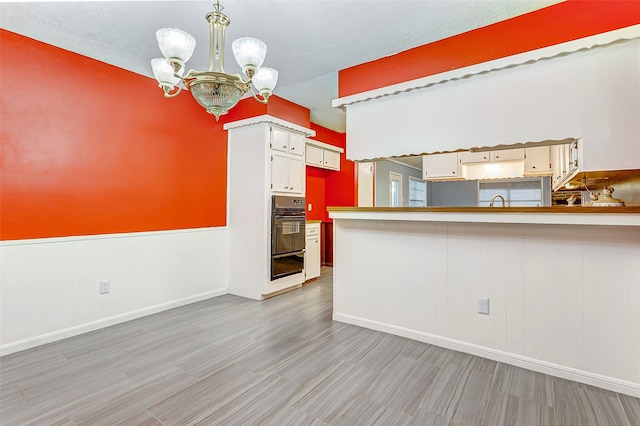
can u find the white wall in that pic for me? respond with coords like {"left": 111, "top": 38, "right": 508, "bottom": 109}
{"left": 345, "top": 37, "right": 640, "bottom": 173}
{"left": 333, "top": 219, "right": 640, "bottom": 397}
{"left": 0, "top": 228, "right": 229, "bottom": 355}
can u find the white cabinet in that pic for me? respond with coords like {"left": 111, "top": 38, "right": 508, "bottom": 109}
{"left": 490, "top": 148, "right": 524, "bottom": 162}
{"left": 270, "top": 127, "right": 306, "bottom": 195}
{"left": 423, "top": 152, "right": 462, "bottom": 180}
{"left": 272, "top": 153, "right": 304, "bottom": 194}
{"left": 304, "top": 222, "right": 321, "bottom": 281}
{"left": 306, "top": 144, "right": 324, "bottom": 167}
{"left": 460, "top": 151, "right": 490, "bottom": 164}
{"left": 524, "top": 146, "right": 552, "bottom": 175}
{"left": 323, "top": 150, "right": 341, "bottom": 170}
{"left": 305, "top": 140, "right": 343, "bottom": 171}
{"left": 271, "top": 127, "right": 305, "bottom": 156}
{"left": 551, "top": 140, "right": 580, "bottom": 190}
{"left": 461, "top": 148, "right": 524, "bottom": 164}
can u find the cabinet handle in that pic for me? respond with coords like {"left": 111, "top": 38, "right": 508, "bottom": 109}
{"left": 452, "top": 171, "right": 456, "bottom": 174}
{"left": 532, "top": 165, "right": 536, "bottom": 169}
{"left": 291, "top": 147, "right": 295, "bottom": 150}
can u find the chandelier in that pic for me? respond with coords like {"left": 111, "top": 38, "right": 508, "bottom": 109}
{"left": 151, "top": 1, "right": 278, "bottom": 120}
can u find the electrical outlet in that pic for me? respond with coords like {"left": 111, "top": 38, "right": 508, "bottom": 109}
{"left": 100, "top": 280, "right": 110, "bottom": 294}
{"left": 477, "top": 297, "right": 490, "bottom": 315}
{"left": 308, "top": 203, "right": 312, "bottom": 211}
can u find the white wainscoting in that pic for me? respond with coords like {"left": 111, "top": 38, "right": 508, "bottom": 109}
{"left": 0, "top": 227, "right": 229, "bottom": 355}
{"left": 332, "top": 219, "right": 640, "bottom": 397}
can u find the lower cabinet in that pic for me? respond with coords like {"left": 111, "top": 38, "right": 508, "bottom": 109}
{"left": 305, "top": 222, "right": 321, "bottom": 281}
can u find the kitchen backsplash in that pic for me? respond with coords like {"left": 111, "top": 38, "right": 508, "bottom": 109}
{"left": 605, "top": 173, "right": 640, "bottom": 206}
{"left": 552, "top": 190, "right": 582, "bottom": 206}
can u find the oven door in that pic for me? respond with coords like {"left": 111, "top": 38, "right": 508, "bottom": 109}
{"left": 272, "top": 215, "right": 306, "bottom": 255}
{"left": 271, "top": 250, "right": 305, "bottom": 280}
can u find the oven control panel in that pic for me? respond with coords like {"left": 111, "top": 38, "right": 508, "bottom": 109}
{"left": 273, "top": 195, "right": 306, "bottom": 211}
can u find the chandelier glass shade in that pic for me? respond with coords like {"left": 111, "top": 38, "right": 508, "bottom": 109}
{"left": 151, "top": 1, "right": 278, "bottom": 120}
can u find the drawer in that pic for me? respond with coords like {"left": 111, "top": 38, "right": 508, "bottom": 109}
{"left": 306, "top": 227, "right": 319, "bottom": 237}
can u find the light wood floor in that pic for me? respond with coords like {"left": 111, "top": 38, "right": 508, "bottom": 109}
{"left": 1, "top": 267, "right": 638, "bottom": 425}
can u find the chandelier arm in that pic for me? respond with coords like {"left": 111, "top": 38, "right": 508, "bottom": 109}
{"left": 163, "top": 84, "right": 185, "bottom": 98}
{"left": 249, "top": 86, "right": 269, "bottom": 104}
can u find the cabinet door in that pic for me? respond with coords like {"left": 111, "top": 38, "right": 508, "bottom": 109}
{"left": 524, "top": 146, "right": 551, "bottom": 175}
{"left": 288, "top": 157, "right": 304, "bottom": 194}
{"left": 305, "top": 236, "right": 321, "bottom": 280}
{"left": 305, "top": 224, "right": 321, "bottom": 281}
{"left": 323, "top": 150, "right": 340, "bottom": 170}
{"left": 550, "top": 144, "right": 565, "bottom": 189}
{"left": 288, "top": 133, "right": 305, "bottom": 156}
{"left": 568, "top": 140, "right": 579, "bottom": 176}
{"left": 491, "top": 148, "right": 524, "bottom": 162}
{"left": 272, "top": 153, "right": 292, "bottom": 192}
{"left": 423, "top": 153, "right": 460, "bottom": 179}
{"left": 271, "top": 127, "right": 289, "bottom": 153}
{"left": 305, "top": 144, "right": 324, "bottom": 167}
{"left": 460, "top": 151, "right": 489, "bottom": 164}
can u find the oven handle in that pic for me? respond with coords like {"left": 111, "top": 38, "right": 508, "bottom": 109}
{"left": 273, "top": 214, "right": 306, "bottom": 220}
{"left": 272, "top": 250, "right": 305, "bottom": 259}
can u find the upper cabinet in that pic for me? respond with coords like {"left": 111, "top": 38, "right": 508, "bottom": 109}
{"left": 271, "top": 127, "right": 305, "bottom": 157}
{"left": 270, "top": 127, "right": 306, "bottom": 195}
{"left": 460, "top": 151, "right": 489, "bottom": 164}
{"left": 461, "top": 148, "right": 524, "bottom": 164}
{"left": 491, "top": 148, "right": 524, "bottom": 162}
{"left": 422, "top": 144, "right": 571, "bottom": 182}
{"left": 423, "top": 152, "right": 462, "bottom": 180}
{"left": 524, "top": 146, "right": 552, "bottom": 176}
{"left": 272, "top": 152, "right": 304, "bottom": 194}
{"left": 305, "top": 140, "right": 344, "bottom": 171}
{"left": 551, "top": 140, "right": 579, "bottom": 190}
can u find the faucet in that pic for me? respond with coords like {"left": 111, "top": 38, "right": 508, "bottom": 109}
{"left": 489, "top": 194, "right": 505, "bottom": 207}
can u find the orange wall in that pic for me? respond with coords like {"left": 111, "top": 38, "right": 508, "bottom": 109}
{"left": 339, "top": 0, "right": 640, "bottom": 97}
{"left": 305, "top": 166, "right": 327, "bottom": 221}
{"left": 223, "top": 95, "right": 310, "bottom": 128}
{"left": 1, "top": 30, "right": 228, "bottom": 240}
{"left": 0, "top": 28, "right": 345, "bottom": 241}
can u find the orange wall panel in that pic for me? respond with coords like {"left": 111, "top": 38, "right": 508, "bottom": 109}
{"left": 305, "top": 167, "right": 326, "bottom": 221}
{"left": 339, "top": 1, "right": 640, "bottom": 97}
{"left": 266, "top": 96, "right": 311, "bottom": 128}
{"left": 1, "top": 30, "right": 227, "bottom": 240}
{"left": 223, "top": 95, "right": 310, "bottom": 128}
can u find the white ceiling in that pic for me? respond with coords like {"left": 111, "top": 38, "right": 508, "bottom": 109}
{"left": 0, "top": 0, "right": 561, "bottom": 132}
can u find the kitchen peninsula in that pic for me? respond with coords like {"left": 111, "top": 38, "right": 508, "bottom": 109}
{"left": 328, "top": 206, "right": 640, "bottom": 397}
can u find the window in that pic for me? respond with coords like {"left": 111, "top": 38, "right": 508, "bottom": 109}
{"left": 389, "top": 172, "right": 402, "bottom": 207}
{"left": 479, "top": 178, "right": 543, "bottom": 207}
{"left": 409, "top": 177, "right": 427, "bottom": 207}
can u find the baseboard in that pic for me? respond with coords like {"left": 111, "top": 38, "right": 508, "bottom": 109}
{"left": 0, "top": 288, "right": 228, "bottom": 356}
{"left": 333, "top": 312, "right": 640, "bottom": 398}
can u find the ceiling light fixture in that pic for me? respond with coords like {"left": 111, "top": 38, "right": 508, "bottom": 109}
{"left": 151, "top": 1, "right": 278, "bottom": 120}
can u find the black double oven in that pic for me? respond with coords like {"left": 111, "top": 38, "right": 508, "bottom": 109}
{"left": 271, "top": 195, "right": 306, "bottom": 280}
